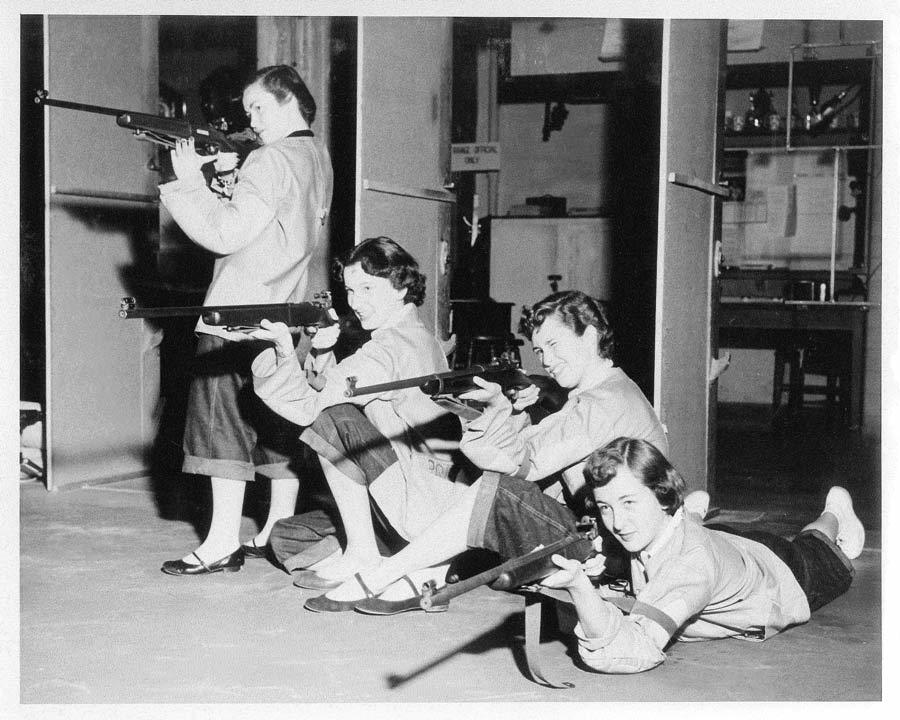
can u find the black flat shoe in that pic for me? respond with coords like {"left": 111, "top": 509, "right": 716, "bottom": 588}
{"left": 304, "top": 573, "right": 375, "bottom": 613}
{"left": 354, "top": 577, "right": 449, "bottom": 615}
{"left": 161, "top": 549, "right": 245, "bottom": 576}
{"left": 240, "top": 539, "right": 268, "bottom": 560}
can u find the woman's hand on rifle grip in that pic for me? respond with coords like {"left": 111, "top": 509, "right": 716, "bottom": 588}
{"left": 170, "top": 137, "right": 218, "bottom": 180}
{"left": 249, "top": 319, "right": 295, "bottom": 359}
{"left": 458, "top": 375, "right": 507, "bottom": 410}
{"left": 305, "top": 309, "right": 341, "bottom": 351}
{"left": 510, "top": 383, "right": 540, "bottom": 412}
{"left": 540, "top": 553, "right": 606, "bottom": 590}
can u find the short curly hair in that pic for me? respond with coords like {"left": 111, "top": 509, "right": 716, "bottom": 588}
{"left": 519, "top": 290, "right": 614, "bottom": 360}
{"left": 336, "top": 236, "right": 426, "bottom": 307}
{"left": 583, "top": 437, "right": 684, "bottom": 516}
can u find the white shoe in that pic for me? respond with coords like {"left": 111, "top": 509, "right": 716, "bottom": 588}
{"left": 823, "top": 486, "right": 865, "bottom": 560}
{"left": 684, "top": 490, "right": 710, "bottom": 522}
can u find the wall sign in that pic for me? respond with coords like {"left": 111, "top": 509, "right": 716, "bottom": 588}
{"left": 451, "top": 142, "right": 500, "bottom": 172}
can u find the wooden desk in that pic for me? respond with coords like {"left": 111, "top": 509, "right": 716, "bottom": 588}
{"left": 718, "top": 299, "right": 870, "bottom": 428}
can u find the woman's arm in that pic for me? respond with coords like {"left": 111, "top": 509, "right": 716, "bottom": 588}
{"left": 460, "top": 386, "right": 617, "bottom": 484}
{"left": 541, "top": 555, "right": 670, "bottom": 674}
{"left": 457, "top": 378, "right": 532, "bottom": 474}
{"left": 159, "top": 141, "right": 281, "bottom": 255}
{"left": 251, "top": 320, "right": 403, "bottom": 426}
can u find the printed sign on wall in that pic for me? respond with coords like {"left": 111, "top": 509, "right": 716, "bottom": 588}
{"left": 451, "top": 142, "right": 500, "bottom": 172}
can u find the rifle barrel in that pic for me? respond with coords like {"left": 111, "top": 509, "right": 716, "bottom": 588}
{"left": 344, "top": 364, "right": 497, "bottom": 398}
{"left": 421, "top": 535, "right": 581, "bottom": 610}
{"left": 35, "top": 91, "right": 125, "bottom": 117}
{"left": 35, "top": 90, "right": 255, "bottom": 158}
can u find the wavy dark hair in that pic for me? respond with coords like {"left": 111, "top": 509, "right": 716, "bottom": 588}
{"left": 250, "top": 65, "right": 317, "bottom": 126}
{"left": 335, "top": 236, "right": 426, "bottom": 307}
{"left": 519, "top": 290, "right": 614, "bottom": 359}
{"left": 583, "top": 437, "right": 684, "bottom": 516}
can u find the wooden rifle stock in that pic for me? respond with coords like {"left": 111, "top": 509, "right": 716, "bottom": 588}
{"left": 420, "top": 521, "right": 597, "bottom": 611}
{"left": 344, "top": 360, "right": 533, "bottom": 399}
{"left": 118, "top": 292, "right": 335, "bottom": 329}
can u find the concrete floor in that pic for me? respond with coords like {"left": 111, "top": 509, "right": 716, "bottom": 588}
{"left": 18, "top": 405, "right": 883, "bottom": 704}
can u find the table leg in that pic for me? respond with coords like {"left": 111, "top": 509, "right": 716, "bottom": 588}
{"left": 849, "top": 316, "right": 866, "bottom": 430}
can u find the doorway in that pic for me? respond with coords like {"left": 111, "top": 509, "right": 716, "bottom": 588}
{"left": 447, "top": 18, "right": 662, "bottom": 394}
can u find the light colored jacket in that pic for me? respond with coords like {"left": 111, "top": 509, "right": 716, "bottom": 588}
{"left": 252, "top": 304, "right": 466, "bottom": 538}
{"left": 461, "top": 367, "right": 668, "bottom": 496}
{"left": 159, "top": 135, "right": 333, "bottom": 339}
{"left": 575, "top": 510, "right": 811, "bottom": 673}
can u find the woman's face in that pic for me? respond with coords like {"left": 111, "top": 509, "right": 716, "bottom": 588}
{"left": 343, "top": 263, "right": 407, "bottom": 330}
{"left": 530, "top": 315, "right": 598, "bottom": 390}
{"left": 592, "top": 465, "right": 670, "bottom": 554}
{"left": 242, "top": 82, "right": 297, "bottom": 144}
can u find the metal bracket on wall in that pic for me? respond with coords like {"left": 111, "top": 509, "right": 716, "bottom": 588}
{"left": 362, "top": 178, "right": 457, "bottom": 204}
{"left": 667, "top": 172, "right": 734, "bottom": 199}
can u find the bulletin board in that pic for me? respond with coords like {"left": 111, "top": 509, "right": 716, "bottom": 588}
{"left": 721, "top": 149, "right": 854, "bottom": 270}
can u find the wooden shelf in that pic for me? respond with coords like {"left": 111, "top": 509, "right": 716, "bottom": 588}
{"left": 497, "top": 70, "right": 621, "bottom": 105}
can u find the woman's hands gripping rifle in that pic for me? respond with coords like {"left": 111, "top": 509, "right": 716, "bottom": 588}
{"left": 458, "top": 374, "right": 541, "bottom": 413}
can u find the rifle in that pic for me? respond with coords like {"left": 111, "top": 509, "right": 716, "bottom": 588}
{"left": 344, "top": 359, "right": 534, "bottom": 403}
{"left": 35, "top": 89, "right": 259, "bottom": 161}
{"left": 118, "top": 291, "right": 336, "bottom": 330}
{"left": 419, "top": 516, "right": 598, "bottom": 612}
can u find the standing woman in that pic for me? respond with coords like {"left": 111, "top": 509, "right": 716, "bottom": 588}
{"left": 159, "top": 65, "right": 333, "bottom": 575}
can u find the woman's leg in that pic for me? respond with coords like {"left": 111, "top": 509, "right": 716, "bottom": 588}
{"left": 809, "top": 486, "right": 864, "bottom": 559}
{"left": 313, "top": 456, "right": 383, "bottom": 580}
{"left": 187, "top": 476, "right": 246, "bottom": 563}
{"left": 323, "top": 479, "right": 478, "bottom": 600}
{"left": 175, "top": 335, "right": 261, "bottom": 565}
{"left": 249, "top": 476, "right": 300, "bottom": 546}
{"left": 323, "top": 474, "right": 589, "bottom": 603}
{"left": 297, "top": 405, "right": 402, "bottom": 577}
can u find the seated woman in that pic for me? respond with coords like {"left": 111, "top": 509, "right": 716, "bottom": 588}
{"left": 250, "top": 237, "right": 467, "bottom": 588}
{"left": 308, "top": 290, "right": 669, "bottom": 612}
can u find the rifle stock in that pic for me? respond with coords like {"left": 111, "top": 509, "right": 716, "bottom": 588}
{"left": 118, "top": 292, "right": 335, "bottom": 329}
{"left": 344, "top": 360, "right": 533, "bottom": 400}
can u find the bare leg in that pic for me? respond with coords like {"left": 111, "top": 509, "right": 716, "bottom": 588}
{"left": 185, "top": 476, "right": 245, "bottom": 563}
{"left": 314, "top": 456, "right": 382, "bottom": 580}
{"left": 249, "top": 477, "right": 299, "bottom": 546}
{"left": 325, "top": 479, "right": 480, "bottom": 601}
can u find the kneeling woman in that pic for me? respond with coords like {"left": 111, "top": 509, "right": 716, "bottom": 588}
{"left": 311, "top": 290, "right": 669, "bottom": 611}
